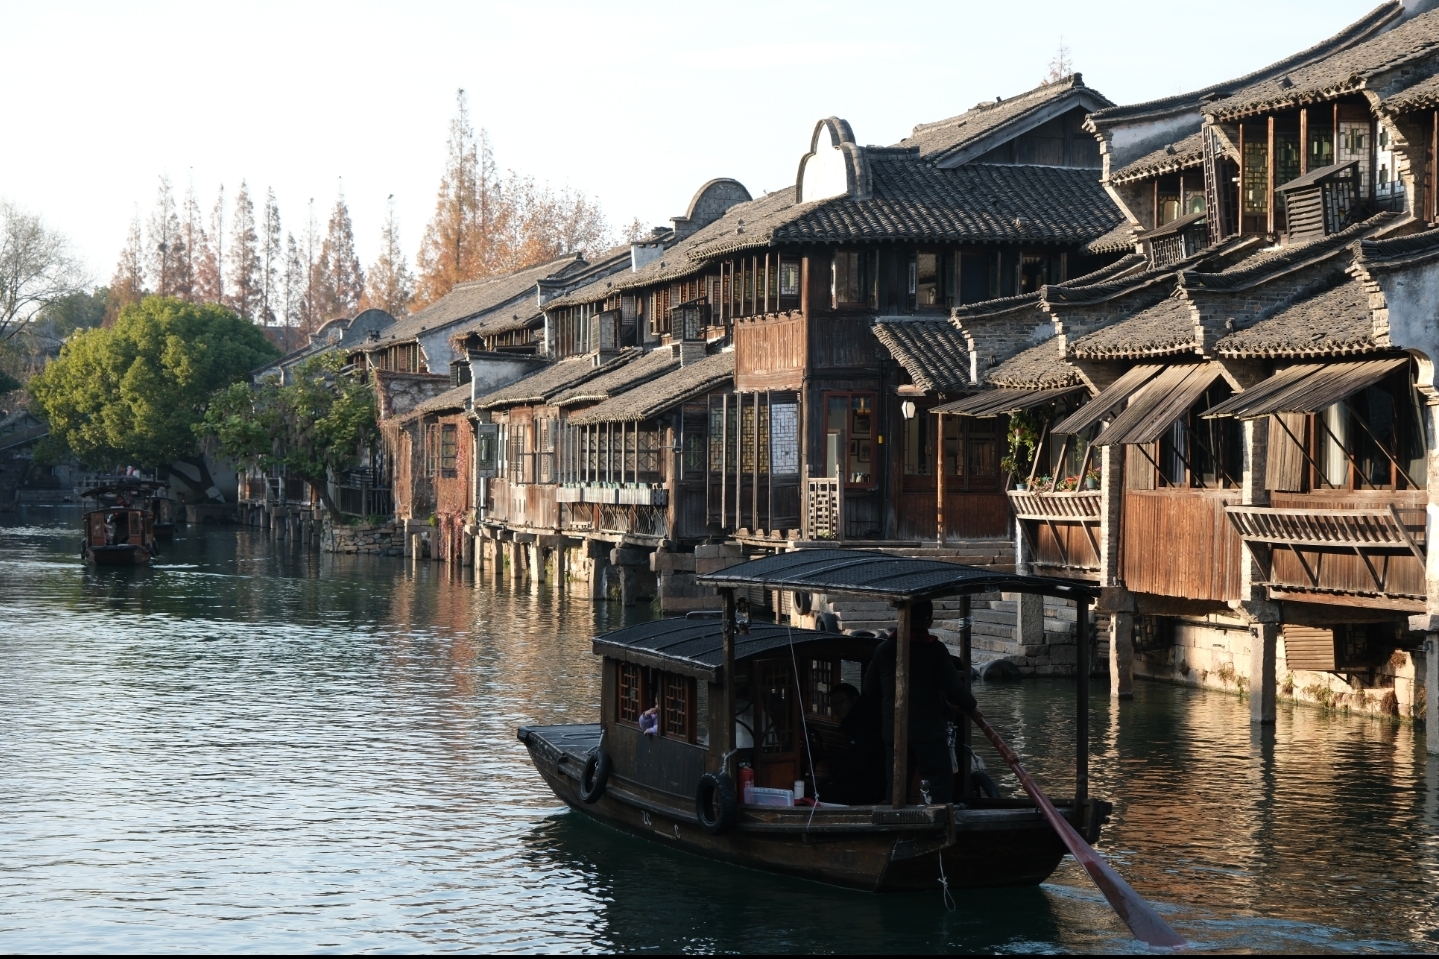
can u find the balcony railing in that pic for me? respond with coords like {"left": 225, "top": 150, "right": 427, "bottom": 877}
{"left": 805, "top": 477, "right": 842, "bottom": 541}
{"left": 1226, "top": 504, "right": 1427, "bottom": 602}
{"left": 1007, "top": 489, "right": 1102, "bottom": 522}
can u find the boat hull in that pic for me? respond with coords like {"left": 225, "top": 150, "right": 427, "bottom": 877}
{"left": 520, "top": 724, "right": 1091, "bottom": 892}
{"left": 85, "top": 544, "right": 152, "bottom": 566}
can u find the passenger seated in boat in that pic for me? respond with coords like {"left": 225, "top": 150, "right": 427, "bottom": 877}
{"left": 863, "top": 600, "right": 976, "bottom": 804}
{"left": 639, "top": 704, "right": 660, "bottom": 736}
{"left": 813, "top": 682, "right": 886, "bottom": 805}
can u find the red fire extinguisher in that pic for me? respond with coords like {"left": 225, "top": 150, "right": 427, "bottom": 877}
{"left": 739, "top": 763, "right": 755, "bottom": 805}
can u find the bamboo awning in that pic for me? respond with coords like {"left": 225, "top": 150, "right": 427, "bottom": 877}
{"left": 1093, "top": 363, "right": 1225, "bottom": 447}
{"left": 931, "top": 385, "right": 1084, "bottom": 417}
{"left": 1051, "top": 364, "right": 1165, "bottom": 435}
{"left": 1201, "top": 357, "right": 1408, "bottom": 419}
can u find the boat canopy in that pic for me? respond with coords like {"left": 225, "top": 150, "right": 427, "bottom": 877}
{"left": 694, "top": 549, "right": 1097, "bottom": 603}
{"left": 592, "top": 618, "right": 871, "bottom": 682}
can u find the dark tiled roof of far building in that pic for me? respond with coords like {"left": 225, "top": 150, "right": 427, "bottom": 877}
{"left": 373, "top": 254, "right": 586, "bottom": 349}
{"left": 1208, "top": 7, "right": 1439, "bottom": 121}
{"left": 688, "top": 158, "right": 1123, "bottom": 260}
{"left": 983, "top": 339, "right": 1082, "bottom": 389}
{"left": 1108, "top": 132, "right": 1206, "bottom": 184}
{"left": 1067, "top": 293, "right": 1197, "bottom": 360}
{"left": 895, "top": 74, "right": 1110, "bottom": 165}
{"left": 569, "top": 352, "right": 735, "bottom": 425}
{"left": 552, "top": 347, "right": 680, "bottom": 407}
{"left": 475, "top": 351, "right": 640, "bottom": 410}
{"left": 872, "top": 318, "right": 971, "bottom": 392}
{"left": 410, "top": 383, "right": 472, "bottom": 417}
{"left": 1217, "top": 278, "right": 1378, "bottom": 358}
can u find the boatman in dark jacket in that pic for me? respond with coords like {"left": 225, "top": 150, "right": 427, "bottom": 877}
{"left": 862, "top": 599, "right": 976, "bottom": 804}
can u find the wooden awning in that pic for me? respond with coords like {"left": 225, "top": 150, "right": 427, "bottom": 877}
{"left": 1051, "top": 364, "right": 1164, "bottom": 435}
{"left": 1093, "top": 363, "right": 1225, "bottom": 447}
{"left": 1201, "top": 357, "right": 1408, "bottom": 419}
{"left": 931, "top": 385, "right": 1084, "bottom": 417}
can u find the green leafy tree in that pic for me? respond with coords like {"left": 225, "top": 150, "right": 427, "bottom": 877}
{"left": 29, "top": 295, "right": 278, "bottom": 496}
{"left": 199, "top": 351, "right": 377, "bottom": 519}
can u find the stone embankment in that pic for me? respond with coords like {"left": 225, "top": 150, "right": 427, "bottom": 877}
{"left": 323, "top": 519, "right": 403, "bottom": 555}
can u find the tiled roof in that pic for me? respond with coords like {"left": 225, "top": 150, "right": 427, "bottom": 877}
{"left": 1382, "top": 70, "right": 1439, "bottom": 112}
{"left": 688, "top": 157, "right": 1123, "bottom": 260}
{"left": 1178, "top": 214, "right": 1396, "bottom": 291}
{"left": 1209, "top": 8, "right": 1439, "bottom": 121}
{"left": 543, "top": 191, "right": 794, "bottom": 310}
{"left": 411, "top": 383, "right": 471, "bottom": 416}
{"left": 983, "top": 339, "right": 1081, "bottom": 389}
{"left": 475, "top": 351, "right": 638, "bottom": 410}
{"left": 1087, "top": 4, "right": 1401, "bottom": 127}
{"left": 1108, "top": 132, "right": 1206, "bottom": 184}
{"left": 1217, "top": 277, "right": 1377, "bottom": 358}
{"left": 1067, "top": 293, "right": 1197, "bottom": 360}
{"left": 373, "top": 254, "right": 585, "bottom": 348}
{"left": 895, "top": 74, "right": 1110, "bottom": 165}
{"left": 1358, "top": 223, "right": 1439, "bottom": 265}
{"left": 872, "top": 318, "right": 971, "bottom": 392}
{"left": 1082, "top": 220, "right": 1142, "bottom": 256}
{"left": 553, "top": 347, "right": 679, "bottom": 407}
{"left": 568, "top": 352, "right": 735, "bottom": 425}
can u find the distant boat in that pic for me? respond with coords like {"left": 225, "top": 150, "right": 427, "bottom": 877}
{"left": 519, "top": 549, "right": 1109, "bottom": 891}
{"left": 80, "top": 483, "right": 159, "bottom": 566}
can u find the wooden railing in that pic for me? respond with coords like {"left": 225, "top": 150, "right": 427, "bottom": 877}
{"left": 805, "top": 477, "right": 842, "bottom": 541}
{"left": 1010, "top": 490, "right": 1102, "bottom": 570}
{"left": 1226, "top": 504, "right": 1427, "bottom": 601}
{"left": 1008, "top": 490, "right": 1102, "bottom": 521}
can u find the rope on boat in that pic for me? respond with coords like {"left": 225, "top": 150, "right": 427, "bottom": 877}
{"left": 785, "top": 622, "right": 821, "bottom": 830}
{"left": 938, "top": 851, "right": 957, "bottom": 912}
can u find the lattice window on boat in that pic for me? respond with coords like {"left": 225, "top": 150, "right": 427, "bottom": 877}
{"left": 662, "top": 673, "right": 692, "bottom": 741}
{"left": 617, "top": 662, "right": 643, "bottom": 723}
{"left": 807, "top": 659, "right": 839, "bottom": 718}
{"left": 757, "top": 661, "right": 795, "bottom": 755}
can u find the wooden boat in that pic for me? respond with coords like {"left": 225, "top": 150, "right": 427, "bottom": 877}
{"left": 519, "top": 549, "right": 1108, "bottom": 892}
{"left": 80, "top": 484, "right": 158, "bottom": 566}
{"left": 144, "top": 482, "right": 179, "bottom": 539}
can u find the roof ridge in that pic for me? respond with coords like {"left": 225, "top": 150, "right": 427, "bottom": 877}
{"left": 908, "top": 73, "right": 1085, "bottom": 136}
{"left": 1180, "top": 213, "right": 1396, "bottom": 290}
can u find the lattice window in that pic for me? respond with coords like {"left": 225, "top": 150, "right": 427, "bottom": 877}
{"left": 770, "top": 402, "right": 799, "bottom": 474}
{"left": 662, "top": 673, "right": 692, "bottom": 741}
{"left": 807, "top": 658, "right": 838, "bottom": 718}
{"left": 617, "top": 662, "right": 643, "bottom": 723}
{"left": 439, "top": 424, "right": 457, "bottom": 477}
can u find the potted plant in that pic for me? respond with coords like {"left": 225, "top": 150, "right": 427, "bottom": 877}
{"left": 1001, "top": 410, "right": 1040, "bottom": 490}
{"left": 1084, "top": 467, "right": 1100, "bottom": 490}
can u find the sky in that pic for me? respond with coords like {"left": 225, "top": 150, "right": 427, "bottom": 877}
{"left": 0, "top": 0, "right": 1393, "bottom": 283}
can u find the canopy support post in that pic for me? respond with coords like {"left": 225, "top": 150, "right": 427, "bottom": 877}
{"left": 1075, "top": 595, "right": 1090, "bottom": 806}
{"left": 958, "top": 592, "right": 974, "bottom": 800}
{"left": 892, "top": 601, "right": 912, "bottom": 808}
{"left": 721, "top": 588, "right": 737, "bottom": 778}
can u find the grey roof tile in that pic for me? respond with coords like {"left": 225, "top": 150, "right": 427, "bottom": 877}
{"left": 568, "top": 353, "right": 735, "bottom": 425}
{"left": 475, "top": 351, "right": 640, "bottom": 410}
{"left": 1217, "top": 278, "right": 1377, "bottom": 358}
{"left": 873, "top": 318, "right": 971, "bottom": 392}
{"left": 983, "top": 339, "right": 1081, "bottom": 388}
{"left": 553, "top": 347, "right": 680, "bottom": 407}
{"left": 1108, "top": 132, "right": 1206, "bottom": 184}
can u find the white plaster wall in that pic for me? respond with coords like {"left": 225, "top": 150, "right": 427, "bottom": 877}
{"left": 800, "top": 132, "right": 850, "bottom": 203}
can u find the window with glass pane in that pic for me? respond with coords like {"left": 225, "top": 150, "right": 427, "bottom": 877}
{"left": 757, "top": 661, "right": 794, "bottom": 755}
{"left": 849, "top": 395, "right": 873, "bottom": 484}
{"left": 833, "top": 251, "right": 871, "bottom": 306}
{"left": 770, "top": 403, "right": 799, "bottom": 474}
{"left": 618, "top": 662, "right": 643, "bottom": 723}
{"left": 1242, "top": 140, "right": 1268, "bottom": 215}
{"left": 916, "top": 252, "right": 944, "bottom": 307}
{"left": 662, "top": 673, "right": 691, "bottom": 740}
{"left": 440, "top": 424, "right": 458, "bottom": 477}
{"left": 807, "top": 659, "right": 838, "bottom": 718}
{"left": 779, "top": 261, "right": 800, "bottom": 297}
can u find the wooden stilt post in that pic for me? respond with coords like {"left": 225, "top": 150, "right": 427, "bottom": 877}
{"left": 1075, "top": 595, "right": 1090, "bottom": 806}
{"left": 892, "top": 601, "right": 912, "bottom": 808}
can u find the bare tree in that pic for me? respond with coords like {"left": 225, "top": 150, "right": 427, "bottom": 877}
{"left": 226, "top": 180, "right": 262, "bottom": 320}
{"left": 361, "top": 195, "right": 414, "bottom": 318}
{"left": 1045, "top": 38, "right": 1074, "bottom": 84}
{"left": 0, "top": 199, "right": 89, "bottom": 340}
{"left": 148, "top": 175, "right": 186, "bottom": 298}
{"left": 260, "top": 188, "right": 282, "bottom": 325}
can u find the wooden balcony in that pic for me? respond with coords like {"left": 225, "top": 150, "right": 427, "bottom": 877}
{"left": 1009, "top": 490, "right": 1101, "bottom": 571}
{"left": 1226, "top": 500, "right": 1427, "bottom": 607}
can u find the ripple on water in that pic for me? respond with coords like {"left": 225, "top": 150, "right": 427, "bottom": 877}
{"left": 0, "top": 507, "right": 1437, "bottom": 952}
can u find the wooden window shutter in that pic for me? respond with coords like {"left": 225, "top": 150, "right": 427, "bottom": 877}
{"left": 1124, "top": 444, "right": 1156, "bottom": 490}
{"left": 1265, "top": 413, "right": 1307, "bottom": 491}
{"left": 1282, "top": 625, "right": 1336, "bottom": 672}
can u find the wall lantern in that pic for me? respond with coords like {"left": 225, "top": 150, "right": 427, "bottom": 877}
{"left": 900, "top": 401, "right": 917, "bottom": 420}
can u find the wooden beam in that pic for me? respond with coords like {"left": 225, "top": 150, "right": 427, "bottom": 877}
{"left": 1300, "top": 108, "right": 1309, "bottom": 177}
{"left": 1267, "top": 115, "right": 1276, "bottom": 236}
{"left": 936, "top": 411, "right": 945, "bottom": 544}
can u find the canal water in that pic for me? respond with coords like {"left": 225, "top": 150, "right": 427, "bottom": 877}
{"left": 2, "top": 508, "right": 1437, "bottom": 954}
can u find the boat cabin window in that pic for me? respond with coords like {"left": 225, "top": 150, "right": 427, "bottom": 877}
{"left": 807, "top": 658, "right": 839, "bottom": 719}
{"left": 756, "top": 661, "right": 796, "bottom": 756}
{"left": 616, "top": 661, "right": 700, "bottom": 743}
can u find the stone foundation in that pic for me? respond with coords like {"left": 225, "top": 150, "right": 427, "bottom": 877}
{"left": 323, "top": 519, "right": 403, "bottom": 555}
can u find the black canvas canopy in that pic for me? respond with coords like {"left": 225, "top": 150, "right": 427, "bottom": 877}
{"left": 591, "top": 618, "right": 869, "bottom": 681}
{"left": 694, "top": 548, "right": 1096, "bottom": 602}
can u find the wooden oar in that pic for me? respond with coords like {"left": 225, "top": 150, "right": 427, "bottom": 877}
{"left": 968, "top": 707, "right": 1186, "bottom": 949}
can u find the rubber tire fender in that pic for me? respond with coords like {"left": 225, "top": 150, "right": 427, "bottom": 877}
{"left": 695, "top": 771, "right": 739, "bottom": 835}
{"left": 578, "top": 750, "right": 611, "bottom": 804}
{"left": 971, "top": 769, "right": 999, "bottom": 800}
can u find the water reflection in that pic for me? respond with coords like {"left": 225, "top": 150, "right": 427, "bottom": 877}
{"left": 0, "top": 506, "right": 1435, "bottom": 952}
